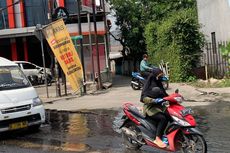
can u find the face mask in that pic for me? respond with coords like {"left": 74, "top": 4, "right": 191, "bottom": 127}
{"left": 159, "top": 76, "right": 168, "bottom": 81}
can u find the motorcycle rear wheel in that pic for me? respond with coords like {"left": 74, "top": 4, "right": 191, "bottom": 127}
{"left": 122, "top": 121, "right": 142, "bottom": 150}
{"left": 131, "top": 78, "right": 141, "bottom": 90}
{"left": 180, "top": 134, "right": 207, "bottom": 153}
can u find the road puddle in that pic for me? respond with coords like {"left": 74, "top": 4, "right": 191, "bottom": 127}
{"left": 193, "top": 102, "right": 230, "bottom": 152}
{"left": 0, "top": 103, "right": 230, "bottom": 153}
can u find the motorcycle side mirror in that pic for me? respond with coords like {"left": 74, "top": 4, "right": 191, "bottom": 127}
{"left": 175, "top": 89, "right": 179, "bottom": 93}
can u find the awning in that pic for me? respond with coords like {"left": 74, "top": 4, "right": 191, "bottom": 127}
{"left": 0, "top": 22, "right": 105, "bottom": 39}
{"left": 0, "top": 26, "right": 36, "bottom": 39}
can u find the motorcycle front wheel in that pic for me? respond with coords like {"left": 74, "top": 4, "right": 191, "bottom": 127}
{"left": 122, "top": 121, "right": 142, "bottom": 150}
{"left": 131, "top": 78, "right": 141, "bottom": 90}
{"left": 180, "top": 134, "right": 207, "bottom": 153}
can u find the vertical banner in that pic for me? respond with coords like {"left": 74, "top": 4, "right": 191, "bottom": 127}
{"left": 43, "top": 19, "right": 83, "bottom": 93}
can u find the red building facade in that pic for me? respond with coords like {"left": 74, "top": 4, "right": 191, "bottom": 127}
{"left": 0, "top": 0, "right": 109, "bottom": 81}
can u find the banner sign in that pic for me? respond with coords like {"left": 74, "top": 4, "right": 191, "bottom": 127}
{"left": 43, "top": 19, "right": 83, "bottom": 93}
{"left": 82, "top": 0, "right": 93, "bottom": 13}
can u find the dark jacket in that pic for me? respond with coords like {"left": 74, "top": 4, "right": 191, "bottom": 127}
{"left": 140, "top": 68, "right": 168, "bottom": 116}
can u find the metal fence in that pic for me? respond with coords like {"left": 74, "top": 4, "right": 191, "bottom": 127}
{"left": 202, "top": 41, "right": 229, "bottom": 79}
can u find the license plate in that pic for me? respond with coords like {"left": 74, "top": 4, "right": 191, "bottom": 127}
{"left": 9, "top": 121, "right": 28, "bottom": 130}
{"left": 181, "top": 108, "right": 193, "bottom": 116}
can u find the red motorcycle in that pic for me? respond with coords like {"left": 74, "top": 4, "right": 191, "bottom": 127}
{"left": 120, "top": 90, "right": 207, "bottom": 153}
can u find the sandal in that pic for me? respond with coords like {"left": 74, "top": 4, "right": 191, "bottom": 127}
{"left": 153, "top": 140, "right": 167, "bottom": 148}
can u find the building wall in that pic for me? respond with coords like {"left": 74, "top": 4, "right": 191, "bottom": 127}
{"left": 0, "top": 0, "right": 109, "bottom": 82}
{"left": 0, "top": 1, "right": 9, "bottom": 29}
{"left": 197, "top": 0, "right": 230, "bottom": 42}
{"left": 24, "top": 0, "right": 49, "bottom": 27}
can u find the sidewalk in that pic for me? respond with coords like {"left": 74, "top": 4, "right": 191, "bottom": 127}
{"left": 35, "top": 75, "right": 230, "bottom": 111}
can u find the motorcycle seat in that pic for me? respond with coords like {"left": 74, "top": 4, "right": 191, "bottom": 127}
{"left": 129, "top": 106, "right": 146, "bottom": 119}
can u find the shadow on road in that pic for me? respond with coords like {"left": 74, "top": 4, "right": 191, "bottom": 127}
{"left": 112, "top": 75, "right": 132, "bottom": 88}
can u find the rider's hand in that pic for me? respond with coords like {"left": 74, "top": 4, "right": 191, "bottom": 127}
{"left": 153, "top": 98, "right": 164, "bottom": 104}
{"left": 161, "top": 101, "right": 170, "bottom": 107}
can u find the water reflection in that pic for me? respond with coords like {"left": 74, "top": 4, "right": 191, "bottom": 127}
{"left": 45, "top": 109, "right": 90, "bottom": 152}
{"left": 193, "top": 102, "right": 230, "bottom": 153}
{"left": 44, "top": 109, "right": 122, "bottom": 152}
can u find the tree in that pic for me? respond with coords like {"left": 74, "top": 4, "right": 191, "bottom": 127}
{"left": 220, "top": 43, "right": 230, "bottom": 77}
{"left": 109, "top": 0, "right": 204, "bottom": 81}
{"left": 109, "top": 0, "right": 197, "bottom": 58}
{"left": 109, "top": 0, "right": 147, "bottom": 60}
{"left": 145, "top": 8, "right": 204, "bottom": 81}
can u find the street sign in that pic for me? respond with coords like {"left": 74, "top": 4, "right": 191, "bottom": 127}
{"left": 52, "top": 7, "right": 69, "bottom": 22}
{"left": 34, "top": 24, "right": 43, "bottom": 41}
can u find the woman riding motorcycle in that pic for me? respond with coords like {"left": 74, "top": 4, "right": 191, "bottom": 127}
{"left": 140, "top": 67, "right": 168, "bottom": 148}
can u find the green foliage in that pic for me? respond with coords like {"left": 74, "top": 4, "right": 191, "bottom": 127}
{"left": 145, "top": 8, "right": 204, "bottom": 82}
{"left": 220, "top": 42, "right": 230, "bottom": 77}
{"left": 109, "top": 0, "right": 146, "bottom": 58}
{"left": 190, "top": 79, "right": 230, "bottom": 88}
{"left": 109, "top": 0, "right": 204, "bottom": 81}
{"left": 109, "top": 0, "right": 197, "bottom": 58}
{"left": 220, "top": 42, "right": 230, "bottom": 64}
{"left": 219, "top": 79, "right": 230, "bottom": 87}
{"left": 185, "top": 76, "right": 197, "bottom": 82}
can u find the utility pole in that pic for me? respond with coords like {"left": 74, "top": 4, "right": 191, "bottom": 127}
{"left": 87, "top": 13, "right": 95, "bottom": 82}
{"left": 102, "top": 0, "right": 110, "bottom": 70}
{"left": 35, "top": 24, "right": 49, "bottom": 98}
{"left": 77, "top": 0, "right": 87, "bottom": 93}
{"left": 92, "top": 0, "right": 102, "bottom": 89}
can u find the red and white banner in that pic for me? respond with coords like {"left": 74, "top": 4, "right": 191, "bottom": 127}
{"left": 82, "top": 0, "right": 93, "bottom": 13}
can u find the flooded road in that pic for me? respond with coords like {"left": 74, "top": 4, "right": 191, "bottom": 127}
{"left": 0, "top": 102, "right": 230, "bottom": 153}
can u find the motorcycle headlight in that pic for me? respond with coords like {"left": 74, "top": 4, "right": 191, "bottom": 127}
{"left": 172, "top": 116, "right": 191, "bottom": 126}
{"left": 174, "top": 96, "right": 183, "bottom": 103}
{"left": 32, "top": 97, "right": 42, "bottom": 107}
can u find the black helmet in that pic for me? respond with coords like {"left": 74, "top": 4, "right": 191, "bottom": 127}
{"left": 151, "top": 67, "right": 163, "bottom": 80}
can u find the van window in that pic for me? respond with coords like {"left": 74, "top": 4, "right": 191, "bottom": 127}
{"left": 22, "top": 63, "right": 36, "bottom": 69}
{"left": 0, "top": 66, "right": 30, "bottom": 90}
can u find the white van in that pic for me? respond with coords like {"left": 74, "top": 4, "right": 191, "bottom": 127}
{"left": 0, "top": 57, "right": 45, "bottom": 132}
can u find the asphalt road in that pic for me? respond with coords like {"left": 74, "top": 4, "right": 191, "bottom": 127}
{"left": 0, "top": 102, "right": 230, "bottom": 153}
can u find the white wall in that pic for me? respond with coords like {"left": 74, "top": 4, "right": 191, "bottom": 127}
{"left": 197, "top": 0, "right": 230, "bottom": 42}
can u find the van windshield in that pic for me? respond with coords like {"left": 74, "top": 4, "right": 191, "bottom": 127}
{"left": 0, "top": 66, "right": 30, "bottom": 90}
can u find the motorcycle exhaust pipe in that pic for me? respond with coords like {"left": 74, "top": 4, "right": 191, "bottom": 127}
{"left": 121, "top": 127, "right": 137, "bottom": 138}
{"left": 121, "top": 127, "right": 145, "bottom": 145}
{"left": 131, "top": 81, "right": 139, "bottom": 86}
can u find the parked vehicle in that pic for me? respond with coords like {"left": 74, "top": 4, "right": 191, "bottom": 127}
{"left": 14, "top": 61, "right": 53, "bottom": 86}
{"left": 0, "top": 57, "right": 45, "bottom": 132}
{"left": 38, "top": 69, "right": 53, "bottom": 86}
{"left": 27, "top": 75, "right": 39, "bottom": 86}
{"left": 27, "top": 69, "right": 52, "bottom": 86}
{"left": 120, "top": 90, "right": 207, "bottom": 153}
{"left": 131, "top": 72, "right": 169, "bottom": 90}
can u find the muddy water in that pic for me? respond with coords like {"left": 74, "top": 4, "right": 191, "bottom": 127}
{"left": 193, "top": 102, "right": 230, "bottom": 153}
{"left": 0, "top": 103, "right": 230, "bottom": 153}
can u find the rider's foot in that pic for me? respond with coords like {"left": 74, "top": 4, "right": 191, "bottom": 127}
{"left": 153, "top": 137, "right": 167, "bottom": 148}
